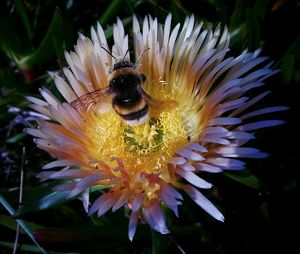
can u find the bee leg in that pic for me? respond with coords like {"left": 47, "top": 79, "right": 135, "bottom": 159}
{"left": 139, "top": 73, "right": 146, "bottom": 83}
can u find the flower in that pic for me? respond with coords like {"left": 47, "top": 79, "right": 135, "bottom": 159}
{"left": 26, "top": 14, "right": 287, "bottom": 240}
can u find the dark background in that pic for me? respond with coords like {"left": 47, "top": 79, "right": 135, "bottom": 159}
{"left": 0, "top": 0, "right": 299, "bottom": 253}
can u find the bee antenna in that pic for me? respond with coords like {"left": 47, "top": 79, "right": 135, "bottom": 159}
{"left": 100, "top": 46, "right": 117, "bottom": 60}
{"left": 136, "top": 48, "right": 150, "bottom": 65}
{"left": 123, "top": 49, "right": 129, "bottom": 60}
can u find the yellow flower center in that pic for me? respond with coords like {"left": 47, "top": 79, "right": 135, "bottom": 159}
{"left": 85, "top": 101, "right": 189, "bottom": 175}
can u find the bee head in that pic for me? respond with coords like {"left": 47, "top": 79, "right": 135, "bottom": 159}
{"left": 112, "top": 60, "right": 135, "bottom": 71}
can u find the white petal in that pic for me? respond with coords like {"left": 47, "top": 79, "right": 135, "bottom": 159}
{"left": 25, "top": 96, "right": 48, "bottom": 106}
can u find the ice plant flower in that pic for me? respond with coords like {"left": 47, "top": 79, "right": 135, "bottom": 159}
{"left": 26, "top": 15, "right": 287, "bottom": 240}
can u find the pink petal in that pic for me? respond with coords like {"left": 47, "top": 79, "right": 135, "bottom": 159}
{"left": 112, "top": 190, "right": 130, "bottom": 212}
{"left": 68, "top": 174, "right": 103, "bottom": 198}
{"left": 132, "top": 193, "right": 145, "bottom": 212}
{"left": 38, "top": 169, "right": 88, "bottom": 179}
{"left": 97, "top": 194, "right": 119, "bottom": 217}
{"left": 88, "top": 193, "right": 117, "bottom": 216}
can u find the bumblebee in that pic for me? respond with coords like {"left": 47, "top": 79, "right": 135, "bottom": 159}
{"left": 70, "top": 50, "right": 174, "bottom": 126}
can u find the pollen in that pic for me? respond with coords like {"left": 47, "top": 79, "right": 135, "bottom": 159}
{"left": 85, "top": 104, "right": 189, "bottom": 175}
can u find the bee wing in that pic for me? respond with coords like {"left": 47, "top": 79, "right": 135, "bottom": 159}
{"left": 70, "top": 86, "right": 112, "bottom": 112}
{"left": 137, "top": 86, "right": 178, "bottom": 112}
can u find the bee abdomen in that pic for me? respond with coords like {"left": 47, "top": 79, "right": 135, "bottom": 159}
{"left": 118, "top": 104, "right": 149, "bottom": 121}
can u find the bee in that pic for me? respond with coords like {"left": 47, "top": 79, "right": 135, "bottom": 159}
{"left": 70, "top": 48, "right": 175, "bottom": 126}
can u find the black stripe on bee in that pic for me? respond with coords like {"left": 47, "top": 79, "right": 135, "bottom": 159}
{"left": 118, "top": 104, "right": 149, "bottom": 121}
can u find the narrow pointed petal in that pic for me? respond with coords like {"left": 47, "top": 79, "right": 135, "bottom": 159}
{"left": 210, "top": 118, "right": 241, "bottom": 126}
{"left": 184, "top": 185, "right": 224, "bottom": 222}
{"left": 128, "top": 212, "right": 139, "bottom": 241}
{"left": 112, "top": 190, "right": 130, "bottom": 212}
{"left": 82, "top": 188, "right": 90, "bottom": 213}
{"left": 176, "top": 148, "right": 204, "bottom": 161}
{"left": 238, "top": 120, "right": 285, "bottom": 131}
{"left": 144, "top": 201, "right": 170, "bottom": 234}
{"left": 176, "top": 166, "right": 212, "bottom": 189}
{"left": 132, "top": 194, "right": 145, "bottom": 212}
{"left": 205, "top": 157, "right": 246, "bottom": 170}
{"left": 194, "top": 163, "right": 223, "bottom": 173}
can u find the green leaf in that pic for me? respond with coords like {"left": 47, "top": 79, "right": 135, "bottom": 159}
{"left": 277, "top": 34, "right": 300, "bottom": 82}
{"left": 33, "top": 224, "right": 148, "bottom": 252}
{"left": 223, "top": 169, "right": 263, "bottom": 189}
{"left": 34, "top": 222, "right": 150, "bottom": 250}
{"left": 0, "top": 214, "right": 43, "bottom": 233}
{"left": 0, "top": 194, "right": 48, "bottom": 254}
{"left": 230, "top": 0, "right": 245, "bottom": 29}
{"left": 230, "top": 23, "right": 248, "bottom": 49}
{"left": 5, "top": 133, "right": 27, "bottom": 144}
{"left": 15, "top": 184, "right": 71, "bottom": 216}
{"left": 254, "top": 0, "right": 272, "bottom": 19}
{"left": 281, "top": 54, "right": 295, "bottom": 82}
{"left": 259, "top": 202, "right": 270, "bottom": 221}
{"left": 151, "top": 229, "right": 168, "bottom": 254}
{"left": 0, "top": 241, "right": 46, "bottom": 253}
{"left": 99, "top": 0, "right": 124, "bottom": 26}
{"left": 20, "top": 8, "right": 64, "bottom": 68}
{"left": 14, "top": 0, "right": 33, "bottom": 40}
{"left": 171, "top": 0, "right": 191, "bottom": 15}
{"left": 0, "top": 9, "right": 23, "bottom": 54}
{"left": 245, "top": 8, "right": 261, "bottom": 50}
